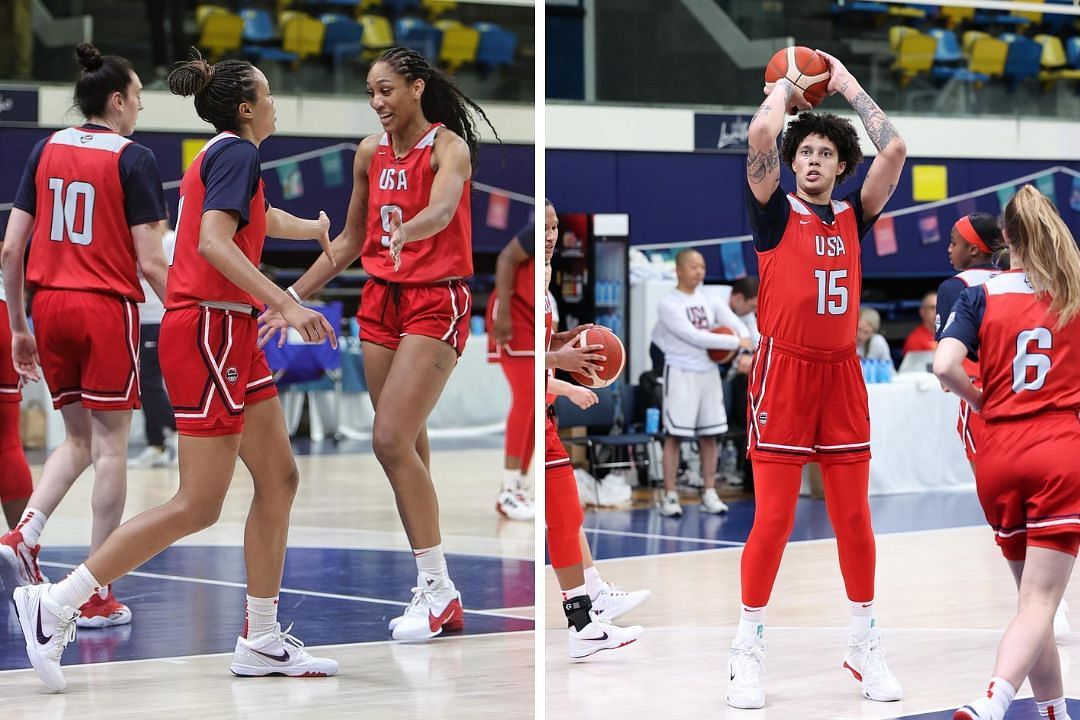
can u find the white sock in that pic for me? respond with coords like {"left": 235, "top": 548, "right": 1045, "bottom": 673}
{"left": 584, "top": 566, "right": 604, "bottom": 599}
{"left": 1037, "top": 696, "right": 1069, "bottom": 719}
{"left": 987, "top": 677, "right": 1016, "bottom": 719}
{"left": 413, "top": 544, "right": 449, "bottom": 581}
{"left": 48, "top": 564, "right": 101, "bottom": 610}
{"left": 736, "top": 605, "right": 766, "bottom": 642}
{"left": 244, "top": 595, "right": 279, "bottom": 639}
{"left": 561, "top": 583, "right": 587, "bottom": 602}
{"left": 849, "top": 599, "right": 875, "bottom": 638}
{"left": 15, "top": 508, "right": 48, "bottom": 547}
{"left": 502, "top": 470, "right": 524, "bottom": 491}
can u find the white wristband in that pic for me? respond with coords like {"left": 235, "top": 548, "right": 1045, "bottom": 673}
{"left": 286, "top": 286, "right": 302, "bottom": 304}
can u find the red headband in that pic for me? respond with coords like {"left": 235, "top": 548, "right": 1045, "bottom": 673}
{"left": 954, "top": 215, "right": 992, "bottom": 255}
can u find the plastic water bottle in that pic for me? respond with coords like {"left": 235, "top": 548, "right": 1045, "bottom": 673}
{"left": 879, "top": 358, "right": 894, "bottom": 383}
{"left": 720, "top": 439, "right": 738, "bottom": 478}
{"left": 645, "top": 407, "right": 660, "bottom": 434}
{"left": 861, "top": 358, "right": 872, "bottom": 383}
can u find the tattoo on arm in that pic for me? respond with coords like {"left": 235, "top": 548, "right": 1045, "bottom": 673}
{"left": 850, "top": 91, "right": 899, "bottom": 152}
{"left": 747, "top": 146, "right": 780, "bottom": 185}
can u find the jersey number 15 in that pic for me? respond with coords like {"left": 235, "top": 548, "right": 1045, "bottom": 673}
{"left": 814, "top": 269, "right": 848, "bottom": 315}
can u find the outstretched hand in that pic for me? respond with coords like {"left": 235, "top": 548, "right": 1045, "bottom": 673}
{"left": 387, "top": 208, "right": 407, "bottom": 271}
{"left": 315, "top": 210, "right": 336, "bottom": 267}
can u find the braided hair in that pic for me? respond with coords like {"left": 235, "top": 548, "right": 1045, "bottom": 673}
{"left": 73, "top": 43, "right": 135, "bottom": 119}
{"left": 168, "top": 50, "right": 258, "bottom": 133}
{"left": 375, "top": 47, "right": 500, "bottom": 172}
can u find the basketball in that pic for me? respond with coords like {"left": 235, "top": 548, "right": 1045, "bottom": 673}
{"left": 764, "top": 46, "right": 831, "bottom": 108}
{"left": 708, "top": 326, "right": 738, "bottom": 364}
{"left": 568, "top": 326, "right": 625, "bottom": 388}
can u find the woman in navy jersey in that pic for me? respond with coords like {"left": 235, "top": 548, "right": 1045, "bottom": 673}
{"left": 12, "top": 52, "right": 338, "bottom": 692}
{"left": 1, "top": 43, "right": 168, "bottom": 628}
{"left": 265, "top": 47, "right": 499, "bottom": 641}
{"left": 936, "top": 186, "right": 1080, "bottom": 720}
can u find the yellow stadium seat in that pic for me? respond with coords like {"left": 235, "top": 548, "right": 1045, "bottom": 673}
{"left": 962, "top": 30, "right": 988, "bottom": 56}
{"left": 422, "top": 0, "right": 456, "bottom": 19}
{"left": 891, "top": 29, "right": 936, "bottom": 86}
{"left": 1035, "top": 33, "right": 1067, "bottom": 68}
{"left": 199, "top": 10, "right": 244, "bottom": 62}
{"left": 435, "top": 19, "right": 479, "bottom": 72}
{"left": 889, "top": 25, "right": 918, "bottom": 53}
{"left": 196, "top": 4, "right": 229, "bottom": 27}
{"left": 281, "top": 12, "right": 326, "bottom": 62}
{"left": 967, "top": 36, "right": 1008, "bottom": 78}
{"left": 356, "top": 0, "right": 382, "bottom": 15}
{"left": 941, "top": 5, "right": 975, "bottom": 27}
{"left": 359, "top": 15, "right": 394, "bottom": 60}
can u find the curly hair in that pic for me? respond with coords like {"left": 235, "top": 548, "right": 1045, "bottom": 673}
{"left": 781, "top": 112, "right": 864, "bottom": 185}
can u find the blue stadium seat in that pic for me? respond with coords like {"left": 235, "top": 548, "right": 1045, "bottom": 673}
{"left": 394, "top": 17, "right": 442, "bottom": 60}
{"left": 474, "top": 22, "right": 517, "bottom": 70}
{"left": 1002, "top": 35, "right": 1043, "bottom": 89}
{"left": 241, "top": 8, "right": 298, "bottom": 63}
{"left": 929, "top": 28, "right": 963, "bottom": 63}
{"left": 322, "top": 13, "right": 364, "bottom": 61}
{"left": 384, "top": 0, "right": 421, "bottom": 14}
{"left": 1068, "top": 37, "right": 1080, "bottom": 69}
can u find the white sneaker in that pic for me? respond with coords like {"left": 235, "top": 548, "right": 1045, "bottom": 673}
{"left": 495, "top": 489, "right": 535, "bottom": 521}
{"left": 12, "top": 584, "right": 80, "bottom": 692}
{"left": 128, "top": 446, "right": 171, "bottom": 468}
{"left": 591, "top": 581, "right": 650, "bottom": 622}
{"left": 230, "top": 623, "right": 338, "bottom": 677}
{"left": 567, "top": 613, "right": 642, "bottom": 659}
{"left": 953, "top": 697, "right": 994, "bottom": 720}
{"left": 843, "top": 628, "right": 903, "bottom": 701}
{"left": 1054, "top": 599, "right": 1071, "bottom": 642}
{"left": 389, "top": 573, "right": 464, "bottom": 641}
{"left": 658, "top": 491, "right": 683, "bottom": 517}
{"left": 726, "top": 635, "right": 766, "bottom": 709}
{"left": 701, "top": 488, "right": 729, "bottom": 514}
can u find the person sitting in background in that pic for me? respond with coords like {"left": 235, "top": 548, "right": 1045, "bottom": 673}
{"left": 856, "top": 307, "right": 890, "bottom": 362}
{"left": 901, "top": 291, "right": 937, "bottom": 356}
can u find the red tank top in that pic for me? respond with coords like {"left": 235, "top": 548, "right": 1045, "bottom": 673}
{"left": 167, "top": 133, "right": 267, "bottom": 309}
{"left": 361, "top": 123, "right": 472, "bottom": 282}
{"left": 977, "top": 271, "right": 1080, "bottom": 421}
{"left": 27, "top": 127, "right": 142, "bottom": 301}
{"left": 756, "top": 193, "right": 862, "bottom": 351}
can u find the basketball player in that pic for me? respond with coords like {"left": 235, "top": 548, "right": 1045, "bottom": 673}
{"left": 0, "top": 44, "right": 168, "bottom": 630}
{"left": 728, "top": 52, "right": 907, "bottom": 708}
{"left": 652, "top": 248, "right": 751, "bottom": 517}
{"left": 935, "top": 185, "right": 1079, "bottom": 720}
{"left": 259, "top": 47, "right": 494, "bottom": 641}
{"left": 0, "top": 261, "right": 32, "bottom": 531}
{"left": 12, "top": 53, "right": 339, "bottom": 692}
{"left": 545, "top": 198, "right": 644, "bottom": 657}
{"left": 487, "top": 220, "right": 535, "bottom": 521}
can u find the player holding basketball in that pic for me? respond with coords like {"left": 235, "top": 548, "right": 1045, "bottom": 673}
{"left": 12, "top": 53, "right": 339, "bottom": 691}
{"left": 259, "top": 47, "right": 494, "bottom": 641}
{"left": 544, "top": 198, "right": 644, "bottom": 657}
{"left": 1, "top": 44, "right": 168, "bottom": 629}
{"left": 487, "top": 219, "right": 536, "bottom": 521}
{"left": 935, "top": 185, "right": 1080, "bottom": 720}
{"left": 728, "top": 51, "right": 907, "bottom": 708}
{"left": 0, "top": 263, "right": 33, "bottom": 532}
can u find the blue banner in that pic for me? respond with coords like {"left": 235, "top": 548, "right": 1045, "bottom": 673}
{"left": 694, "top": 113, "right": 755, "bottom": 152}
{"left": 0, "top": 87, "right": 38, "bottom": 124}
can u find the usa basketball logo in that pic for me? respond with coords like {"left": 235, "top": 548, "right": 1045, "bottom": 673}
{"left": 225, "top": 367, "right": 239, "bottom": 384}
{"left": 758, "top": 412, "right": 768, "bottom": 426}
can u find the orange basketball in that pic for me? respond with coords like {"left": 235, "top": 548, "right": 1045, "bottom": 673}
{"left": 568, "top": 326, "right": 625, "bottom": 389}
{"left": 764, "top": 46, "right": 831, "bottom": 108}
{"left": 707, "top": 326, "right": 738, "bottom": 364}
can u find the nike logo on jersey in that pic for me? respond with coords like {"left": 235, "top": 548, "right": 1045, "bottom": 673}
{"left": 799, "top": 219, "right": 811, "bottom": 225}
{"left": 253, "top": 647, "right": 291, "bottom": 663}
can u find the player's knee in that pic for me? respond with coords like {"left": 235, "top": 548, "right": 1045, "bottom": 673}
{"left": 371, "top": 426, "right": 409, "bottom": 469}
{"left": 174, "top": 494, "right": 223, "bottom": 531}
{"left": 256, "top": 463, "right": 300, "bottom": 501}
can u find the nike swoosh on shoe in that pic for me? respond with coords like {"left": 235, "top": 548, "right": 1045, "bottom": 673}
{"left": 36, "top": 605, "right": 52, "bottom": 646}
{"left": 427, "top": 602, "right": 460, "bottom": 633}
{"left": 584, "top": 632, "right": 609, "bottom": 642}
{"left": 252, "top": 647, "right": 291, "bottom": 663}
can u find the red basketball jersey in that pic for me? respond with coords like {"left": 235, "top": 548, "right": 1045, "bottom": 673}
{"left": 954, "top": 267, "right": 1000, "bottom": 382}
{"left": 545, "top": 294, "right": 556, "bottom": 404}
{"left": 487, "top": 255, "right": 536, "bottom": 359}
{"left": 27, "top": 127, "right": 143, "bottom": 301}
{"left": 167, "top": 133, "right": 267, "bottom": 309}
{"left": 977, "top": 271, "right": 1080, "bottom": 421}
{"left": 756, "top": 194, "right": 862, "bottom": 351}
{"left": 361, "top": 124, "right": 472, "bottom": 282}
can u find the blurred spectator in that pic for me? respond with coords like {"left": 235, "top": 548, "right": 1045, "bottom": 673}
{"left": 144, "top": 0, "right": 190, "bottom": 84}
{"left": 0, "top": 0, "right": 33, "bottom": 80}
{"left": 902, "top": 291, "right": 938, "bottom": 355}
{"left": 856, "top": 306, "right": 890, "bottom": 361}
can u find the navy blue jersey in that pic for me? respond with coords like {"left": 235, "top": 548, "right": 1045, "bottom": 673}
{"left": 940, "top": 284, "right": 987, "bottom": 361}
{"left": 935, "top": 265, "right": 1000, "bottom": 341}
{"left": 200, "top": 138, "right": 263, "bottom": 229}
{"left": 746, "top": 183, "right": 878, "bottom": 252}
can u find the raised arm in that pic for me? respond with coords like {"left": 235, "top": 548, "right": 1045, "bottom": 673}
{"left": 819, "top": 51, "right": 907, "bottom": 220}
{"left": 747, "top": 79, "right": 807, "bottom": 206}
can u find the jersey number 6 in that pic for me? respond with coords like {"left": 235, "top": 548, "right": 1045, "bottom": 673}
{"left": 47, "top": 178, "right": 95, "bottom": 246}
{"left": 1013, "top": 327, "right": 1052, "bottom": 392}
{"left": 813, "top": 269, "right": 848, "bottom": 316}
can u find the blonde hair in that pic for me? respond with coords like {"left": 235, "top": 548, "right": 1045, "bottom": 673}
{"left": 1003, "top": 185, "right": 1080, "bottom": 326}
{"left": 859, "top": 306, "right": 881, "bottom": 332}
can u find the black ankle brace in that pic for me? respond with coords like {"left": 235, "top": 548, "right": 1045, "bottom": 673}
{"left": 563, "top": 594, "right": 592, "bottom": 632}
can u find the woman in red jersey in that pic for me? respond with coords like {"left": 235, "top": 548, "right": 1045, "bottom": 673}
{"left": 12, "top": 53, "right": 338, "bottom": 692}
{"left": 1, "top": 44, "right": 168, "bottom": 628}
{"left": 936, "top": 186, "right": 1080, "bottom": 720}
{"left": 265, "top": 47, "right": 498, "bottom": 641}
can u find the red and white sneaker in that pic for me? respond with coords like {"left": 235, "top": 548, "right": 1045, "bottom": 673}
{"left": 230, "top": 623, "right": 339, "bottom": 677}
{"left": 0, "top": 530, "right": 47, "bottom": 586}
{"left": 389, "top": 572, "right": 465, "bottom": 641}
{"left": 76, "top": 586, "right": 132, "bottom": 629}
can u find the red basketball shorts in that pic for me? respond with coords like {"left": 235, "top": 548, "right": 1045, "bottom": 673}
{"left": 545, "top": 409, "right": 572, "bottom": 468}
{"left": 159, "top": 306, "right": 277, "bottom": 437}
{"left": 545, "top": 411, "right": 583, "bottom": 569}
{"left": 977, "top": 412, "right": 1080, "bottom": 560}
{"left": 747, "top": 337, "right": 870, "bottom": 465}
{"left": 358, "top": 278, "right": 471, "bottom": 356}
{"left": 32, "top": 290, "right": 140, "bottom": 410}
{"left": 0, "top": 301, "right": 20, "bottom": 403}
{"left": 957, "top": 398, "right": 983, "bottom": 462}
